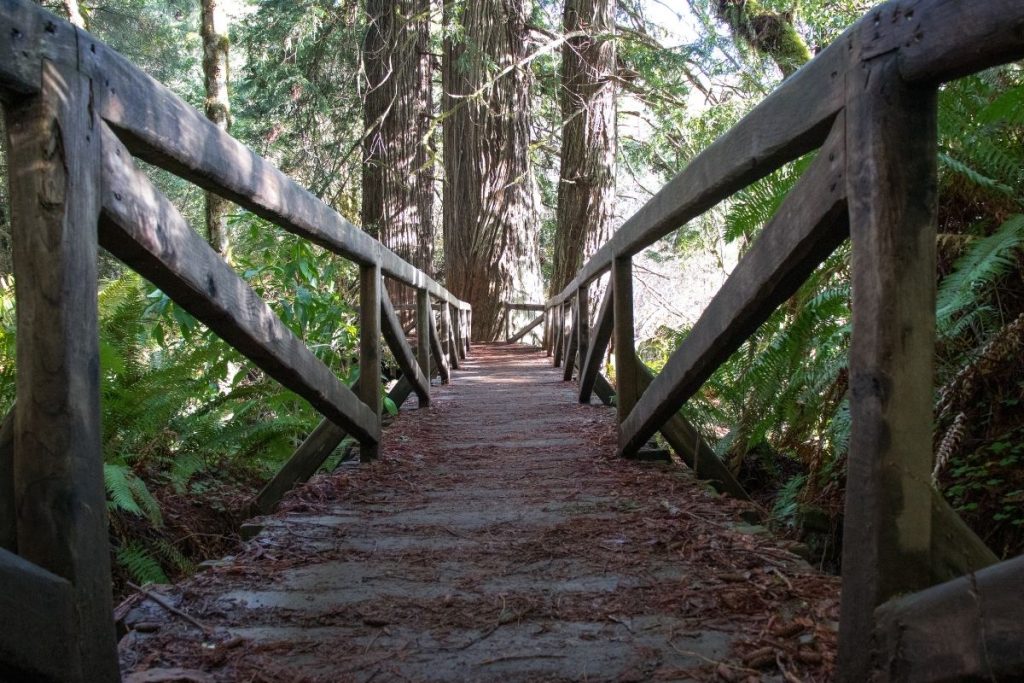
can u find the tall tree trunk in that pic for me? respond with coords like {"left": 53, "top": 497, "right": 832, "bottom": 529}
{"left": 61, "top": 0, "right": 86, "bottom": 28}
{"left": 442, "top": 0, "right": 543, "bottom": 341}
{"left": 551, "top": 0, "right": 616, "bottom": 296}
{"left": 201, "top": 0, "right": 231, "bottom": 254}
{"left": 714, "top": 0, "right": 811, "bottom": 77}
{"left": 361, "top": 0, "right": 434, "bottom": 314}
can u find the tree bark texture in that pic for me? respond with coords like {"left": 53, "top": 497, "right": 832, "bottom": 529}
{"left": 442, "top": 0, "right": 543, "bottom": 341}
{"left": 201, "top": 0, "right": 231, "bottom": 254}
{"left": 361, "top": 0, "right": 435, "bottom": 316}
{"left": 551, "top": 0, "right": 616, "bottom": 296}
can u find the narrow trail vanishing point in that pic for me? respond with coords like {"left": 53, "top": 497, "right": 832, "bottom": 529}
{"left": 118, "top": 344, "right": 840, "bottom": 682}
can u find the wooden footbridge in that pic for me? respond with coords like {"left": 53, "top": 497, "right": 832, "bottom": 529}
{"left": 1, "top": 0, "right": 1023, "bottom": 680}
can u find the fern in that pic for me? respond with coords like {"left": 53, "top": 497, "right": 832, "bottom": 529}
{"left": 116, "top": 542, "right": 168, "bottom": 586}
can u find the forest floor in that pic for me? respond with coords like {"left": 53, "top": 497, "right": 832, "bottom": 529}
{"left": 117, "top": 344, "right": 840, "bottom": 682}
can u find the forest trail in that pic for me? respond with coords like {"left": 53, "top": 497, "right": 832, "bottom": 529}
{"left": 118, "top": 344, "right": 840, "bottom": 682}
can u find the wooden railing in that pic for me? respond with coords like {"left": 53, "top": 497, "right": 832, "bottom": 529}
{"left": 545, "top": 1, "right": 1024, "bottom": 680}
{"left": 0, "top": 1, "right": 469, "bottom": 680}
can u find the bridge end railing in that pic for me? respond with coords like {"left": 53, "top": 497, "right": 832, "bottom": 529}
{"left": 548, "top": 0, "right": 1024, "bottom": 679}
{"left": 0, "top": 0, "right": 470, "bottom": 679}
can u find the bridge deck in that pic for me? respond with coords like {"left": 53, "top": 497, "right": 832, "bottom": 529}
{"left": 118, "top": 344, "right": 839, "bottom": 682}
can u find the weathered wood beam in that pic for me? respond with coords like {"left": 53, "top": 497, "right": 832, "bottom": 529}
{"left": 507, "top": 313, "right": 544, "bottom": 345}
{"left": 576, "top": 286, "right": 590, "bottom": 383}
{"left": 546, "top": 36, "right": 848, "bottom": 306}
{"left": 871, "top": 554, "right": 1024, "bottom": 681}
{"left": 98, "top": 125, "right": 380, "bottom": 445}
{"left": 415, "top": 289, "right": 431, "bottom": 381}
{"left": 252, "top": 413, "right": 348, "bottom": 516}
{"left": 837, "top": 53, "right": 938, "bottom": 681}
{"left": 504, "top": 302, "right": 546, "bottom": 312}
{"left": 428, "top": 306, "right": 450, "bottom": 384}
{"left": 443, "top": 304, "right": 459, "bottom": 370}
{"left": 453, "top": 306, "right": 466, "bottom": 361}
{"left": 562, "top": 312, "right": 578, "bottom": 382}
{"left": 579, "top": 285, "right": 612, "bottom": 404}
{"left": 618, "top": 118, "right": 848, "bottom": 458}
{"left": 634, "top": 363, "right": 749, "bottom": 500}
{"left": 866, "top": 0, "right": 1024, "bottom": 85}
{"left": 929, "top": 488, "right": 998, "bottom": 584}
{"left": 553, "top": 305, "right": 565, "bottom": 368}
{"left": 5, "top": 59, "right": 118, "bottom": 681}
{"left": 613, "top": 257, "right": 639, "bottom": 424}
{"left": 0, "top": 548, "right": 78, "bottom": 682}
{"left": 0, "top": 405, "right": 13, "bottom": 552}
{"left": 544, "top": 307, "right": 552, "bottom": 356}
{"left": 358, "top": 263, "right": 382, "bottom": 462}
{"left": 74, "top": 36, "right": 469, "bottom": 310}
{"left": 381, "top": 287, "right": 429, "bottom": 406}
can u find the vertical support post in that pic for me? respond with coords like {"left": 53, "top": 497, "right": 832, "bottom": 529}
{"left": 358, "top": 262, "right": 382, "bottom": 462}
{"left": 838, "top": 52, "right": 938, "bottom": 681}
{"left": 553, "top": 303, "right": 564, "bottom": 367}
{"left": 576, "top": 286, "right": 590, "bottom": 379}
{"left": 504, "top": 303, "right": 511, "bottom": 342}
{"left": 613, "top": 256, "right": 638, "bottom": 425}
{"left": 439, "top": 299, "right": 451, "bottom": 362}
{"left": 416, "top": 288, "right": 431, "bottom": 382}
{"left": 562, "top": 299, "right": 578, "bottom": 382}
{"left": 544, "top": 307, "right": 552, "bottom": 356}
{"left": 5, "top": 59, "right": 119, "bottom": 680}
{"left": 444, "top": 303, "right": 459, "bottom": 369}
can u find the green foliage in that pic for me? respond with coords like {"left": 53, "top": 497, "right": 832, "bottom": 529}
{"left": 116, "top": 542, "right": 169, "bottom": 586}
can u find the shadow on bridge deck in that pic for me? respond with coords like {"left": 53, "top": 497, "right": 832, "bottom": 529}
{"left": 118, "top": 343, "right": 839, "bottom": 682}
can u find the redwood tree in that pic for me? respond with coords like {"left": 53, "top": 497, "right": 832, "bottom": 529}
{"left": 201, "top": 0, "right": 231, "bottom": 254}
{"left": 361, "top": 0, "right": 435, "bottom": 301}
{"left": 442, "top": 0, "right": 543, "bottom": 340}
{"left": 551, "top": 0, "right": 617, "bottom": 296}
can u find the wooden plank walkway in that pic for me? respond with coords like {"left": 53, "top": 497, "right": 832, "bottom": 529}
{"left": 118, "top": 344, "right": 840, "bottom": 682}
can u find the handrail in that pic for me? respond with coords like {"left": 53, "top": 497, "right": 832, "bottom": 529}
{"left": 0, "top": 1, "right": 470, "bottom": 679}
{"left": 545, "top": 1, "right": 1024, "bottom": 681}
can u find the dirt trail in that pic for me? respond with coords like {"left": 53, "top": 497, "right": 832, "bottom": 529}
{"left": 118, "top": 344, "right": 840, "bottom": 682}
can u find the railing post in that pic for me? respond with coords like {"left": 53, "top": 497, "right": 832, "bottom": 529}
{"left": 576, "top": 285, "right": 590, "bottom": 379}
{"left": 544, "top": 307, "right": 552, "bottom": 356}
{"left": 443, "top": 303, "right": 459, "bottom": 369}
{"left": 504, "top": 302, "right": 511, "bottom": 342}
{"left": 553, "top": 303, "right": 564, "bottom": 367}
{"left": 838, "top": 50, "right": 938, "bottom": 680}
{"left": 5, "top": 58, "right": 119, "bottom": 680}
{"left": 416, "top": 288, "right": 431, "bottom": 382}
{"left": 613, "top": 256, "right": 638, "bottom": 424}
{"left": 358, "top": 262, "right": 382, "bottom": 461}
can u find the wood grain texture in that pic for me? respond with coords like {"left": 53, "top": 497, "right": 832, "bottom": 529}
{"left": 634, "top": 363, "right": 748, "bottom": 500}
{"left": 562, "top": 307, "right": 578, "bottom": 383}
{"left": 929, "top": 488, "right": 997, "bottom": 584}
{"left": 575, "top": 286, "right": 590, "bottom": 385}
{"left": 358, "top": 263, "right": 382, "bottom": 461}
{"left": 619, "top": 118, "right": 848, "bottom": 458}
{"left": 579, "top": 285, "right": 612, "bottom": 404}
{"left": 613, "top": 257, "right": 638, "bottom": 425}
{"left": 837, "top": 53, "right": 937, "bottom": 681}
{"left": 98, "top": 125, "right": 380, "bottom": 445}
{"left": 381, "top": 287, "right": 430, "bottom": 406}
{"left": 252, "top": 414, "right": 348, "bottom": 516}
{"left": 78, "top": 34, "right": 468, "bottom": 310}
{"left": 872, "top": 554, "right": 1024, "bottom": 681}
{"left": 428, "top": 305, "right": 450, "bottom": 384}
{"left": 0, "top": 548, "right": 77, "bottom": 682}
{"left": 553, "top": 304, "right": 565, "bottom": 368}
{"left": 5, "top": 59, "right": 118, "bottom": 681}
{"left": 508, "top": 313, "right": 544, "bottom": 345}
{"left": 0, "top": 406, "right": 13, "bottom": 552}
{"left": 416, "top": 289, "right": 431, "bottom": 381}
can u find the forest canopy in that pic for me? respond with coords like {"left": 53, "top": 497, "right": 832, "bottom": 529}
{"left": 1, "top": 0, "right": 1022, "bottom": 590}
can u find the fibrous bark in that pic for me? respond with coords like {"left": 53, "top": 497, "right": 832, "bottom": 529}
{"left": 361, "top": 0, "right": 435, "bottom": 312}
{"left": 201, "top": 0, "right": 231, "bottom": 254}
{"left": 551, "top": 0, "right": 616, "bottom": 296}
{"left": 442, "top": 0, "right": 543, "bottom": 341}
